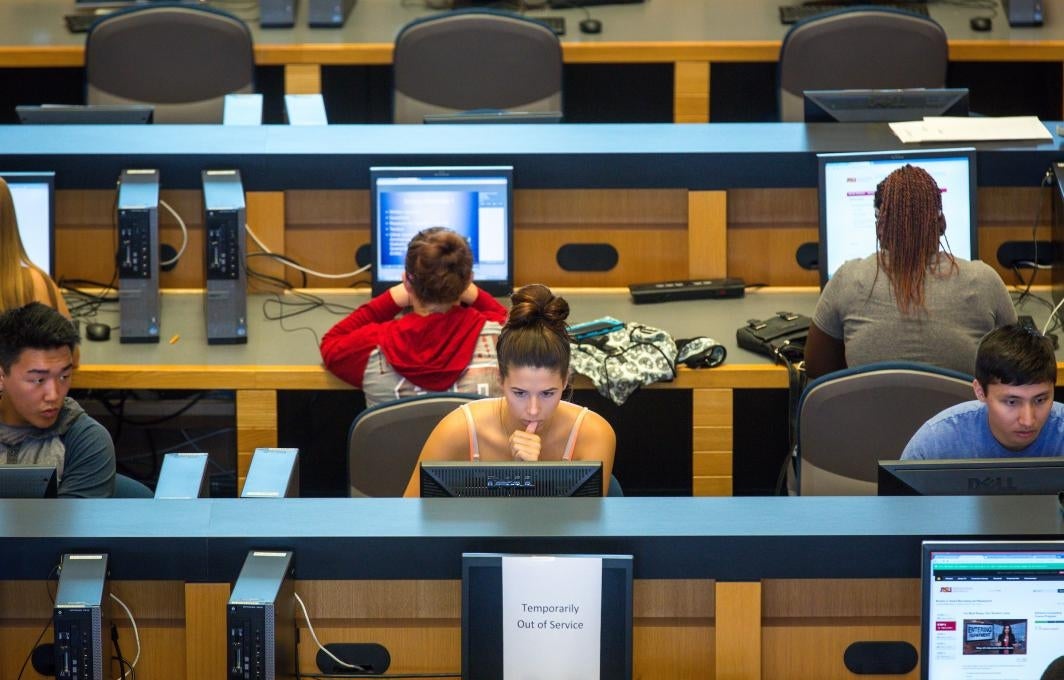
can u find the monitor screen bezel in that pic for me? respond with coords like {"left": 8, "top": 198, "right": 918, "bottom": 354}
{"left": 877, "top": 457, "right": 1064, "bottom": 496}
{"left": 423, "top": 111, "right": 564, "bottom": 124}
{"left": 0, "top": 465, "right": 58, "bottom": 498}
{"left": 420, "top": 460, "right": 603, "bottom": 498}
{"left": 920, "top": 540, "right": 1064, "bottom": 680}
{"left": 2, "top": 171, "right": 57, "bottom": 278}
{"left": 817, "top": 147, "right": 979, "bottom": 287}
{"left": 803, "top": 88, "right": 970, "bottom": 123}
{"left": 16, "top": 105, "right": 154, "bottom": 125}
{"left": 461, "top": 552, "right": 633, "bottom": 680}
{"left": 369, "top": 165, "right": 515, "bottom": 298}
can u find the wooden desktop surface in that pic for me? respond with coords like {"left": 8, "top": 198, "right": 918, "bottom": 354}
{"left": 3, "top": 0, "right": 1064, "bottom": 121}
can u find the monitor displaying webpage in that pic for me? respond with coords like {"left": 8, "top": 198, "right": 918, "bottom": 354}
{"left": 371, "top": 168, "right": 512, "bottom": 290}
{"left": 819, "top": 149, "right": 976, "bottom": 284}
{"left": 4, "top": 173, "right": 55, "bottom": 277}
{"left": 925, "top": 544, "right": 1064, "bottom": 680}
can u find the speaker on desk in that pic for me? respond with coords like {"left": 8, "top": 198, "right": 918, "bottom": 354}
{"left": 203, "top": 170, "right": 248, "bottom": 345}
{"left": 307, "top": 0, "right": 355, "bottom": 27}
{"left": 1003, "top": 0, "right": 1044, "bottom": 26}
{"left": 117, "top": 169, "right": 161, "bottom": 343}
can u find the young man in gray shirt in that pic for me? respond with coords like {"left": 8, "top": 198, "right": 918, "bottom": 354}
{"left": 0, "top": 302, "right": 115, "bottom": 497}
{"left": 902, "top": 324, "right": 1064, "bottom": 459}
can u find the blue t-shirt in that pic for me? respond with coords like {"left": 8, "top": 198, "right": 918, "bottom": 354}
{"left": 902, "top": 400, "right": 1064, "bottom": 459}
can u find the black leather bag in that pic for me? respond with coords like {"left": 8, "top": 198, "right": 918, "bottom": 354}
{"left": 736, "top": 311, "right": 811, "bottom": 363}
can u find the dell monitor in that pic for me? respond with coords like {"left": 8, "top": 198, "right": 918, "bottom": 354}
{"left": 0, "top": 465, "right": 58, "bottom": 498}
{"left": 1, "top": 171, "right": 56, "bottom": 277}
{"left": 16, "top": 104, "right": 153, "bottom": 125}
{"left": 420, "top": 461, "right": 603, "bottom": 497}
{"left": 463, "top": 553, "right": 633, "bottom": 680}
{"left": 369, "top": 166, "right": 514, "bottom": 297}
{"left": 877, "top": 457, "right": 1064, "bottom": 496}
{"left": 818, "top": 147, "right": 977, "bottom": 286}
{"left": 1051, "top": 163, "right": 1064, "bottom": 312}
{"left": 803, "top": 88, "right": 969, "bottom": 123}
{"left": 922, "top": 541, "right": 1064, "bottom": 680}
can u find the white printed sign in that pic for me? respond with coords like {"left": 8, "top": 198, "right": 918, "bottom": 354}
{"left": 502, "top": 555, "right": 602, "bottom": 680}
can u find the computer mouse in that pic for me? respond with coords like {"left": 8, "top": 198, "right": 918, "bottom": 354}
{"left": 579, "top": 18, "right": 602, "bottom": 34}
{"left": 85, "top": 322, "right": 110, "bottom": 342}
{"left": 970, "top": 16, "right": 992, "bottom": 32}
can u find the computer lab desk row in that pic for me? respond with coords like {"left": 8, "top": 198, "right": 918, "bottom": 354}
{"left": 73, "top": 288, "right": 1064, "bottom": 496}
{"left": 5, "top": 0, "right": 1064, "bottom": 122}
{"left": 0, "top": 495, "right": 1060, "bottom": 680}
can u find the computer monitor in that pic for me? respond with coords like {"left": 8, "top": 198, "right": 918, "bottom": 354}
{"left": 2, "top": 171, "right": 56, "bottom": 277}
{"left": 462, "top": 553, "right": 632, "bottom": 680}
{"left": 921, "top": 541, "right": 1064, "bottom": 680}
{"left": 423, "top": 111, "right": 563, "bottom": 124}
{"left": 369, "top": 166, "right": 514, "bottom": 297}
{"left": 0, "top": 465, "right": 58, "bottom": 498}
{"left": 420, "top": 461, "right": 603, "bottom": 497}
{"left": 818, "top": 148, "right": 977, "bottom": 285}
{"left": 1051, "top": 163, "right": 1064, "bottom": 312}
{"left": 803, "top": 88, "right": 969, "bottom": 123}
{"left": 877, "top": 457, "right": 1064, "bottom": 496}
{"left": 16, "top": 105, "right": 153, "bottom": 125}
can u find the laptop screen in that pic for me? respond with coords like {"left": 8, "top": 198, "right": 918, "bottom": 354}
{"left": 922, "top": 541, "right": 1064, "bottom": 680}
{"left": 817, "top": 148, "right": 977, "bottom": 286}
{"left": 369, "top": 166, "right": 514, "bottom": 297}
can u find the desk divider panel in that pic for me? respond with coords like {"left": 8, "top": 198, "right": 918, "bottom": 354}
{"left": 675, "top": 61, "right": 711, "bottom": 124}
{"left": 236, "top": 390, "right": 279, "bottom": 492}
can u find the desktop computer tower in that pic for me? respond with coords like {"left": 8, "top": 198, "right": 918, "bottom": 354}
{"left": 53, "top": 553, "right": 109, "bottom": 680}
{"left": 203, "top": 170, "right": 248, "bottom": 344}
{"left": 227, "top": 550, "right": 295, "bottom": 680}
{"left": 260, "top": 0, "right": 298, "bottom": 27}
{"left": 241, "top": 448, "right": 300, "bottom": 498}
{"left": 307, "top": 0, "right": 355, "bottom": 27}
{"left": 117, "top": 169, "right": 161, "bottom": 343}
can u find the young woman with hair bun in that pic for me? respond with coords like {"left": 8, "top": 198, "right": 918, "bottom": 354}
{"left": 805, "top": 164, "right": 1015, "bottom": 379}
{"left": 321, "top": 227, "right": 507, "bottom": 407}
{"left": 404, "top": 283, "right": 616, "bottom": 497}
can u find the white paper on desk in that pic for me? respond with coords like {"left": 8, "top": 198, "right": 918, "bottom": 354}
{"left": 889, "top": 116, "right": 1052, "bottom": 143}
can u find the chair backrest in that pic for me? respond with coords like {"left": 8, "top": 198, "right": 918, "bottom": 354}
{"left": 392, "top": 9, "right": 563, "bottom": 124}
{"left": 778, "top": 8, "right": 948, "bottom": 122}
{"left": 112, "top": 473, "right": 153, "bottom": 499}
{"left": 347, "top": 393, "right": 484, "bottom": 497}
{"left": 797, "top": 362, "right": 974, "bottom": 495}
{"left": 85, "top": 4, "right": 254, "bottom": 123}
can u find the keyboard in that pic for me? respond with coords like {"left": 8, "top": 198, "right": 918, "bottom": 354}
{"left": 779, "top": 2, "right": 929, "bottom": 24}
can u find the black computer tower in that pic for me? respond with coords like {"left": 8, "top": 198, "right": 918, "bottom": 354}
{"left": 227, "top": 550, "right": 295, "bottom": 680}
{"left": 203, "top": 169, "right": 248, "bottom": 345}
{"left": 53, "top": 553, "right": 110, "bottom": 680}
{"left": 117, "top": 169, "right": 161, "bottom": 343}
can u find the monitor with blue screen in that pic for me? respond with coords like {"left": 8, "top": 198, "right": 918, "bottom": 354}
{"left": 922, "top": 541, "right": 1064, "bottom": 680}
{"left": 370, "top": 166, "right": 514, "bottom": 297}
{"left": 2, "top": 171, "right": 56, "bottom": 277}
{"left": 817, "top": 148, "right": 977, "bottom": 286}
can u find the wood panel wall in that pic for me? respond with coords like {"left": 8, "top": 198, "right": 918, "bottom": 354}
{"left": 51, "top": 187, "right": 1049, "bottom": 291}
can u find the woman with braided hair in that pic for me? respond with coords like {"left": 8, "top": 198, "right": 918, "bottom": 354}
{"left": 805, "top": 164, "right": 1015, "bottom": 379}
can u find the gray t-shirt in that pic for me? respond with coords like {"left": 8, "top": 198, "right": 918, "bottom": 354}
{"left": 813, "top": 254, "right": 1016, "bottom": 375}
{"left": 902, "top": 400, "right": 1064, "bottom": 459}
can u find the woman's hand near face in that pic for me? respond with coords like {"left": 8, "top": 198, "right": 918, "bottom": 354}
{"left": 509, "top": 421, "right": 541, "bottom": 461}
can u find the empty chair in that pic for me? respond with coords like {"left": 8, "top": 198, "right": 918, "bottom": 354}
{"left": 85, "top": 4, "right": 254, "bottom": 123}
{"left": 392, "top": 9, "right": 562, "bottom": 124}
{"left": 778, "top": 8, "right": 948, "bottom": 121}
{"left": 796, "top": 361, "right": 974, "bottom": 495}
{"left": 348, "top": 393, "right": 483, "bottom": 497}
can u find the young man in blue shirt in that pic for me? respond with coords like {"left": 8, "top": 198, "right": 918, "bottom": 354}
{"left": 0, "top": 302, "right": 115, "bottom": 496}
{"left": 902, "top": 324, "right": 1064, "bottom": 459}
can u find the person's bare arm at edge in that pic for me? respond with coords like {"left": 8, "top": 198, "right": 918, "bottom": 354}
{"left": 403, "top": 407, "right": 471, "bottom": 498}
{"left": 570, "top": 411, "right": 616, "bottom": 497}
{"left": 803, "top": 323, "right": 846, "bottom": 380}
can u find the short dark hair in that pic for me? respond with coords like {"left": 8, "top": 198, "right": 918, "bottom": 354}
{"left": 0, "top": 302, "right": 79, "bottom": 373}
{"left": 975, "top": 324, "right": 1056, "bottom": 393}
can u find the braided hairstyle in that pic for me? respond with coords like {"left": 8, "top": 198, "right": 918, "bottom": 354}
{"left": 404, "top": 227, "right": 473, "bottom": 305}
{"left": 497, "top": 284, "right": 571, "bottom": 380}
{"left": 873, "top": 164, "right": 957, "bottom": 315}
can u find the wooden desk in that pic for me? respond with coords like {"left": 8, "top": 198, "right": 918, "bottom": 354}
{"left": 1, "top": 496, "right": 1061, "bottom": 680}
{"left": 3, "top": 0, "right": 1064, "bottom": 121}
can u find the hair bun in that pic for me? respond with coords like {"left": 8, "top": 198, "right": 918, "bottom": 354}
{"left": 507, "top": 284, "right": 570, "bottom": 334}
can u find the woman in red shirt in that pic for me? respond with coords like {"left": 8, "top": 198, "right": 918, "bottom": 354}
{"left": 320, "top": 227, "right": 507, "bottom": 407}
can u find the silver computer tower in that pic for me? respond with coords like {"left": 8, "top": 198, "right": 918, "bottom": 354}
{"left": 53, "top": 553, "right": 110, "bottom": 680}
{"left": 227, "top": 550, "right": 295, "bottom": 680}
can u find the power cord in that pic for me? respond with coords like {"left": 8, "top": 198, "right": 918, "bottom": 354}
{"left": 159, "top": 200, "right": 189, "bottom": 267}
{"left": 293, "top": 592, "right": 368, "bottom": 673}
{"left": 245, "top": 222, "right": 370, "bottom": 280}
{"left": 15, "top": 564, "right": 60, "bottom": 680}
{"left": 109, "top": 592, "right": 140, "bottom": 680}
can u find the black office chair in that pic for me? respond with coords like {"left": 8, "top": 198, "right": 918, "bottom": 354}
{"left": 84, "top": 4, "right": 255, "bottom": 123}
{"left": 795, "top": 361, "right": 974, "bottom": 495}
{"left": 347, "top": 393, "right": 484, "bottom": 497}
{"left": 112, "top": 473, "right": 153, "bottom": 498}
{"left": 392, "top": 9, "right": 563, "bottom": 124}
{"left": 777, "top": 8, "right": 948, "bottom": 122}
